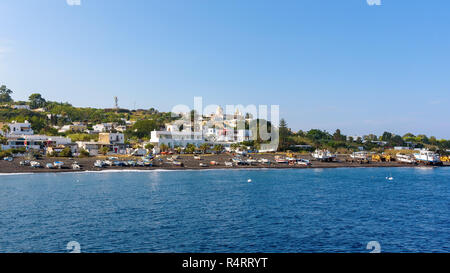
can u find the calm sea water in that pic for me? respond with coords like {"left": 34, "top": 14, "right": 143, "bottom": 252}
{"left": 0, "top": 167, "right": 448, "bottom": 253}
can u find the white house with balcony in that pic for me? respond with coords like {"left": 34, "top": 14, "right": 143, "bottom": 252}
{"left": 92, "top": 123, "right": 114, "bottom": 133}
{"left": 1, "top": 135, "right": 72, "bottom": 151}
{"left": 150, "top": 130, "right": 205, "bottom": 148}
{"left": 1, "top": 121, "right": 34, "bottom": 136}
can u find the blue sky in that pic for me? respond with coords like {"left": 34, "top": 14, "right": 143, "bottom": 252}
{"left": 0, "top": 0, "right": 449, "bottom": 138}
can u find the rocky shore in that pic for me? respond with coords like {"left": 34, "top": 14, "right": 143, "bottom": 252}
{"left": 1, "top": 153, "right": 448, "bottom": 174}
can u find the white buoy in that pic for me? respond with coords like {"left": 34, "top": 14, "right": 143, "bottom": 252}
{"left": 247, "top": 179, "right": 252, "bottom": 183}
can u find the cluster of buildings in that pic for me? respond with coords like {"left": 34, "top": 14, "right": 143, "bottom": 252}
{"left": 149, "top": 106, "right": 253, "bottom": 149}
{"left": 0, "top": 120, "right": 137, "bottom": 156}
{"left": 0, "top": 107, "right": 258, "bottom": 156}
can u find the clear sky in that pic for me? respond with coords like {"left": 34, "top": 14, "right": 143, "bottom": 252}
{"left": 0, "top": 0, "right": 449, "bottom": 138}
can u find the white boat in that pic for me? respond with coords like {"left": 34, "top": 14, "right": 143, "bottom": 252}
{"left": 350, "top": 151, "right": 370, "bottom": 160}
{"left": 30, "top": 161, "right": 41, "bottom": 168}
{"left": 72, "top": 163, "right": 81, "bottom": 170}
{"left": 414, "top": 149, "right": 441, "bottom": 165}
{"left": 396, "top": 153, "right": 416, "bottom": 164}
{"left": 224, "top": 162, "right": 233, "bottom": 167}
{"left": 53, "top": 161, "right": 64, "bottom": 169}
{"left": 258, "top": 158, "right": 270, "bottom": 164}
{"left": 312, "top": 149, "right": 336, "bottom": 162}
{"left": 94, "top": 160, "right": 105, "bottom": 168}
{"left": 46, "top": 163, "right": 55, "bottom": 169}
{"left": 296, "top": 159, "right": 311, "bottom": 166}
{"left": 274, "top": 156, "right": 288, "bottom": 164}
{"left": 194, "top": 156, "right": 201, "bottom": 160}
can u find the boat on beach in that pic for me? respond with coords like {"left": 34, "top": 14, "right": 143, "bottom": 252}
{"left": 30, "top": 161, "right": 41, "bottom": 168}
{"left": 396, "top": 153, "right": 416, "bottom": 164}
{"left": 312, "top": 149, "right": 336, "bottom": 162}
{"left": 274, "top": 156, "right": 288, "bottom": 164}
{"left": 53, "top": 161, "right": 64, "bottom": 169}
{"left": 414, "top": 149, "right": 442, "bottom": 165}
{"left": 172, "top": 161, "right": 184, "bottom": 167}
{"left": 296, "top": 158, "right": 311, "bottom": 166}
{"left": 94, "top": 160, "right": 106, "bottom": 168}
{"left": 350, "top": 151, "right": 371, "bottom": 160}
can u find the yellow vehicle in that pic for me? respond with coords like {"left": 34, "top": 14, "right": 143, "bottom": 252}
{"left": 372, "top": 155, "right": 383, "bottom": 162}
{"left": 286, "top": 150, "right": 296, "bottom": 158}
{"left": 441, "top": 156, "right": 450, "bottom": 162}
{"left": 372, "top": 154, "right": 393, "bottom": 162}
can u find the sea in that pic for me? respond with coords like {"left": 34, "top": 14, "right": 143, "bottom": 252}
{"left": 0, "top": 167, "right": 448, "bottom": 253}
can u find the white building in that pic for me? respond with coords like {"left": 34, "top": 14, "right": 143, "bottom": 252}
{"left": 92, "top": 123, "right": 114, "bottom": 133}
{"left": 2, "top": 121, "right": 34, "bottom": 136}
{"left": 58, "top": 123, "right": 87, "bottom": 133}
{"left": 1, "top": 135, "right": 72, "bottom": 151}
{"left": 150, "top": 130, "right": 205, "bottom": 148}
{"left": 12, "top": 105, "right": 31, "bottom": 110}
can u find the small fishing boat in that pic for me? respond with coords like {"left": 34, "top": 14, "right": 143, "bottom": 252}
{"left": 3, "top": 157, "right": 13, "bottom": 162}
{"left": 350, "top": 151, "right": 371, "bottom": 160}
{"left": 296, "top": 159, "right": 311, "bottom": 166}
{"left": 199, "top": 163, "right": 208, "bottom": 167}
{"left": 46, "top": 163, "right": 55, "bottom": 169}
{"left": 224, "top": 162, "right": 233, "bottom": 167}
{"left": 414, "top": 149, "right": 442, "bottom": 165}
{"left": 312, "top": 149, "right": 336, "bottom": 162}
{"left": 274, "top": 156, "right": 288, "bottom": 164}
{"left": 173, "top": 161, "right": 184, "bottom": 167}
{"left": 71, "top": 163, "right": 81, "bottom": 170}
{"left": 113, "top": 161, "right": 125, "bottom": 166}
{"left": 246, "top": 159, "right": 257, "bottom": 165}
{"left": 30, "top": 161, "right": 41, "bottom": 168}
{"left": 396, "top": 153, "right": 416, "bottom": 164}
{"left": 127, "top": 160, "right": 137, "bottom": 167}
{"left": 258, "top": 158, "right": 270, "bottom": 163}
{"left": 136, "top": 161, "right": 145, "bottom": 167}
{"left": 53, "top": 161, "right": 64, "bottom": 169}
{"left": 143, "top": 159, "right": 153, "bottom": 167}
{"left": 104, "top": 160, "right": 113, "bottom": 166}
{"left": 20, "top": 160, "right": 31, "bottom": 166}
{"left": 194, "top": 156, "right": 201, "bottom": 160}
{"left": 94, "top": 160, "right": 105, "bottom": 168}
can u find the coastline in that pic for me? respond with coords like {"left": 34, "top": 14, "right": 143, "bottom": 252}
{"left": 1, "top": 154, "right": 448, "bottom": 174}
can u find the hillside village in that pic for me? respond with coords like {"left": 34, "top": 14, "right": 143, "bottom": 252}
{"left": 1, "top": 85, "right": 450, "bottom": 159}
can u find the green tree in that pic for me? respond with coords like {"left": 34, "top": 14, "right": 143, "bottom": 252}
{"left": 278, "top": 119, "right": 290, "bottom": 151}
{"left": 128, "top": 119, "right": 158, "bottom": 139}
{"left": 160, "top": 143, "right": 169, "bottom": 152}
{"left": 79, "top": 149, "right": 90, "bottom": 158}
{"left": 185, "top": 143, "right": 196, "bottom": 154}
{"left": 333, "top": 129, "right": 346, "bottom": 141}
{"left": 0, "top": 85, "right": 13, "bottom": 103}
{"left": 28, "top": 93, "right": 46, "bottom": 109}
{"left": 145, "top": 143, "right": 154, "bottom": 150}
{"left": 100, "top": 146, "right": 110, "bottom": 155}
{"left": 199, "top": 143, "right": 210, "bottom": 154}
{"left": 59, "top": 147, "right": 72, "bottom": 157}
{"left": 213, "top": 144, "right": 224, "bottom": 153}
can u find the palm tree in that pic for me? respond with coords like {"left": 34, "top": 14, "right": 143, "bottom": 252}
{"left": 213, "top": 144, "right": 224, "bottom": 153}
{"left": 160, "top": 144, "right": 169, "bottom": 152}
{"left": 199, "top": 143, "right": 210, "bottom": 154}
{"left": 1, "top": 124, "right": 10, "bottom": 136}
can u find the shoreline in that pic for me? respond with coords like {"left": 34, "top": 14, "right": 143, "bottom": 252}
{"left": 1, "top": 154, "right": 448, "bottom": 174}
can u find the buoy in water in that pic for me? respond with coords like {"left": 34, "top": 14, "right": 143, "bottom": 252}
{"left": 247, "top": 179, "right": 252, "bottom": 183}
